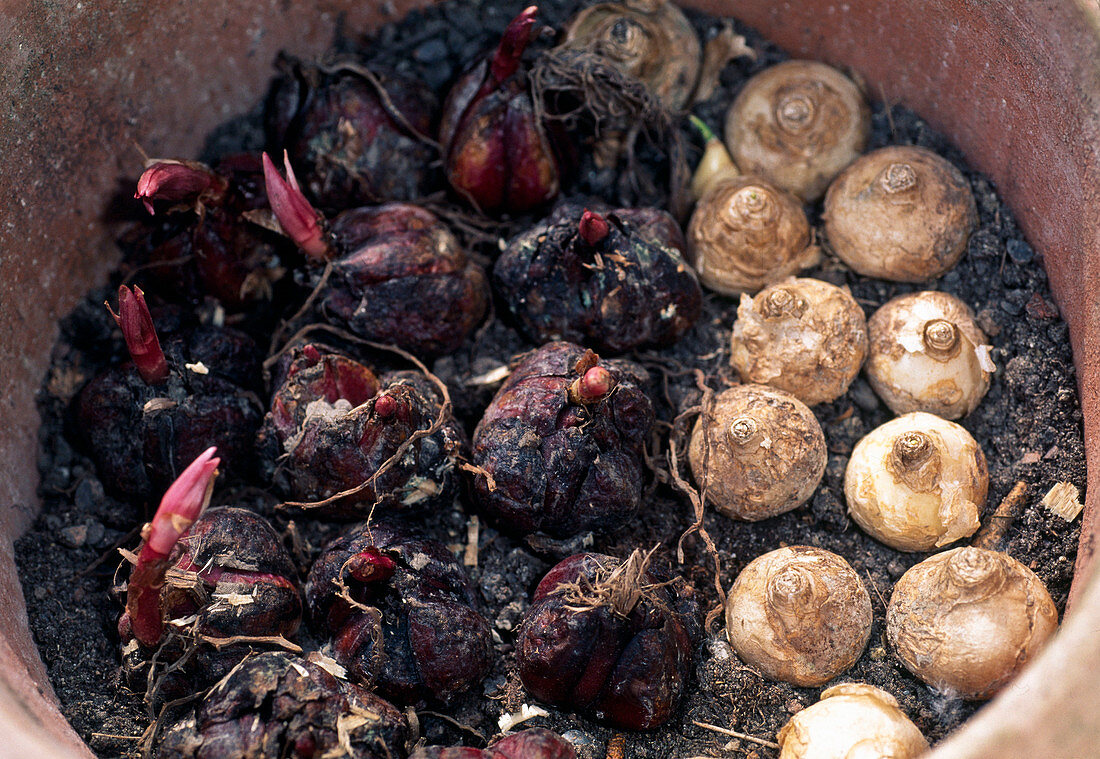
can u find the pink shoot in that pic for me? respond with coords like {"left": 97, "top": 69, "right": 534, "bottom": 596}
{"left": 346, "top": 547, "right": 397, "bottom": 584}
{"left": 374, "top": 393, "right": 398, "bottom": 419}
{"left": 262, "top": 151, "right": 331, "bottom": 260}
{"left": 571, "top": 365, "right": 615, "bottom": 404}
{"left": 134, "top": 159, "right": 227, "bottom": 215}
{"left": 491, "top": 6, "right": 538, "bottom": 84}
{"left": 127, "top": 447, "right": 220, "bottom": 647}
{"left": 578, "top": 209, "right": 610, "bottom": 246}
{"left": 106, "top": 285, "right": 169, "bottom": 385}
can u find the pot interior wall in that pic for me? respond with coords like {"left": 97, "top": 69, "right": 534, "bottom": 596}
{"left": 0, "top": 0, "right": 1096, "bottom": 756}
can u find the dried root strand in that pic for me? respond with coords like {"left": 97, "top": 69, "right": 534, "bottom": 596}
{"left": 561, "top": 546, "right": 664, "bottom": 618}
{"left": 971, "top": 481, "right": 1029, "bottom": 550}
{"left": 668, "top": 369, "right": 725, "bottom": 631}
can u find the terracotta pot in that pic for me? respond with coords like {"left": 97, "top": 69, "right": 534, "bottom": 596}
{"left": 0, "top": 0, "right": 1097, "bottom": 756}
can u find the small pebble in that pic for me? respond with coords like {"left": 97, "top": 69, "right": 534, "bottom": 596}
{"left": 850, "top": 377, "right": 880, "bottom": 412}
{"left": 74, "top": 478, "right": 103, "bottom": 512}
{"left": 34, "top": 586, "right": 48, "bottom": 600}
{"left": 84, "top": 520, "right": 105, "bottom": 546}
{"left": 59, "top": 524, "right": 88, "bottom": 548}
{"left": 1007, "top": 238, "right": 1034, "bottom": 263}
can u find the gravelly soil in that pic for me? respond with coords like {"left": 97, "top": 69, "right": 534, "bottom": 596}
{"left": 17, "top": 1, "right": 1085, "bottom": 758}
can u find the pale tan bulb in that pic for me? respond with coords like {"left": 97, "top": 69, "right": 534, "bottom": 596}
{"left": 725, "top": 546, "right": 871, "bottom": 686}
{"left": 824, "top": 145, "right": 978, "bottom": 282}
{"left": 844, "top": 412, "right": 987, "bottom": 551}
{"left": 688, "top": 177, "right": 816, "bottom": 295}
{"left": 866, "top": 290, "right": 993, "bottom": 419}
{"left": 777, "top": 683, "right": 929, "bottom": 759}
{"left": 887, "top": 547, "right": 1059, "bottom": 700}
{"left": 730, "top": 277, "right": 868, "bottom": 406}
{"left": 689, "top": 384, "right": 826, "bottom": 521}
{"left": 726, "top": 60, "right": 870, "bottom": 202}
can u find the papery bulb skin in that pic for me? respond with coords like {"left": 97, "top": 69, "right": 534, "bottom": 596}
{"left": 439, "top": 7, "right": 561, "bottom": 214}
{"left": 469, "top": 342, "right": 654, "bottom": 537}
{"left": 257, "top": 344, "right": 465, "bottom": 519}
{"left": 689, "top": 384, "right": 826, "bottom": 521}
{"left": 516, "top": 552, "right": 699, "bottom": 730}
{"left": 777, "top": 684, "right": 929, "bottom": 759}
{"left": 688, "top": 176, "right": 814, "bottom": 295}
{"left": 886, "top": 547, "right": 1058, "bottom": 700}
{"left": 866, "top": 290, "right": 993, "bottom": 419}
{"left": 305, "top": 520, "right": 492, "bottom": 704}
{"left": 824, "top": 145, "right": 978, "bottom": 282}
{"left": 494, "top": 203, "right": 701, "bottom": 353}
{"left": 844, "top": 412, "right": 988, "bottom": 551}
{"left": 725, "top": 60, "right": 870, "bottom": 202}
{"left": 321, "top": 203, "right": 490, "bottom": 358}
{"left": 157, "top": 653, "right": 408, "bottom": 759}
{"left": 266, "top": 56, "right": 439, "bottom": 210}
{"left": 730, "top": 277, "right": 868, "bottom": 406}
{"left": 725, "top": 546, "right": 872, "bottom": 687}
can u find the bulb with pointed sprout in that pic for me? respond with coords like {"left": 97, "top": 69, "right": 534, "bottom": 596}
{"left": 469, "top": 342, "right": 654, "bottom": 537}
{"left": 845, "top": 412, "right": 988, "bottom": 551}
{"left": 77, "top": 288, "right": 263, "bottom": 500}
{"left": 124, "top": 447, "right": 220, "bottom": 648}
{"left": 257, "top": 344, "right": 465, "bottom": 518}
{"left": 824, "top": 145, "right": 978, "bottom": 281}
{"left": 263, "top": 153, "right": 489, "bottom": 357}
{"left": 689, "top": 384, "right": 826, "bottom": 521}
{"left": 725, "top": 547, "right": 872, "bottom": 687}
{"left": 688, "top": 176, "right": 816, "bottom": 295}
{"left": 106, "top": 285, "right": 168, "bottom": 385}
{"left": 494, "top": 203, "right": 701, "bottom": 353}
{"left": 725, "top": 60, "right": 869, "bottom": 202}
{"left": 887, "top": 547, "right": 1058, "bottom": 700}
{"left": 439, "top": 6, "right": 561, "bottom": 214}
{"left": 730, "top": 277, "right": 868, "bottom": 406}
{"left": 866, "top": 290, "right": 994, "bottom": 418}
{"left": 777, "top": 684, "right": 929, "bottom": 759}
{"left": 690, "top": 115, "right": 739, "bottom": 201}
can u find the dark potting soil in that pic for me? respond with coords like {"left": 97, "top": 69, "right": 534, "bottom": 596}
{"left": 17, "top": 1, "right": 1086, "bottom": 758}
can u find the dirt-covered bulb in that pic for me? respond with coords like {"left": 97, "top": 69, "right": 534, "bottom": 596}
{"left": 824, "top": 145, "right": 978, "bottom": 281}
{"left": 844, "top": 412, "right": 988, "bottom": 551}
{"left": 866, "top": 290, "right": 994, "bottom": 418}
{"left": 887, "top": 547, "right": 1058, "bottom": 700}
{"left": 689, "top": 384, "right": 826, "bottom": 521}
{"left": 725, "top": 547, "right": 872, "bottom": 687}
{"left": 725, "top": 60, "right": 870, "bottom": 202}
{"left": 730, "top": 277, "right": 868, "bottom": 406}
